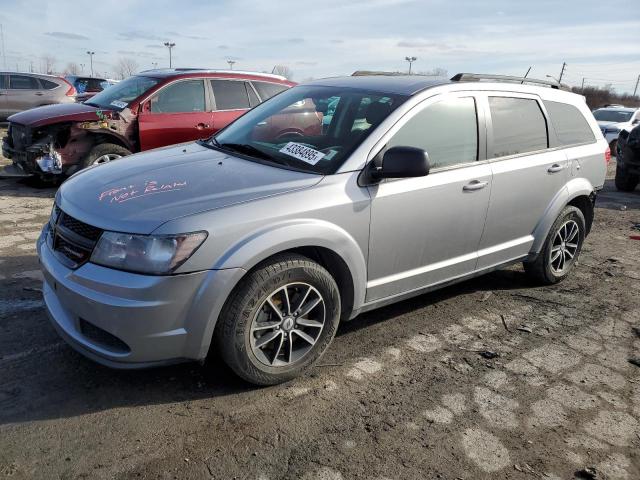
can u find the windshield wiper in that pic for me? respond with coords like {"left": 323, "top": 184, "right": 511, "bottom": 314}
{"left": 217, "top": 143, "right": 274, "bottom": 161}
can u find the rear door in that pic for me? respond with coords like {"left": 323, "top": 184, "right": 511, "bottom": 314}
{"left": 209, "top": 79, "right": 253, "bottom": 132}
{"left": 138, "top": 78, "right": 215, "bottom": 150}
{"left": 476, "top": 93, "right": 569, "bottom": 269}
{"left": 5, "top": 74, "right": 45, "bottom": 114}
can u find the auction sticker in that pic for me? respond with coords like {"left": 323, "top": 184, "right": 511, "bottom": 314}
{"left": 110, "top": 100, "right": 128, "bottom": 109}
{"left": 279, "top": 142, "right": 325, "bottom": 165}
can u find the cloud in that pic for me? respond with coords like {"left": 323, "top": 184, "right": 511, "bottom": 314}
{"left": 44, "top": 31, "right": 89, "bottom": 40}
{"left": 118, "top": 31, "right": 166, "bottom": 41}
{"left": 218, "top": 45, "right": 229, "bottom": 50}
{"left": 330, "top": 39, "right": 344, "bottom": 44}
{"left": 397, "top": 40, "right": 453, "bottom": 51}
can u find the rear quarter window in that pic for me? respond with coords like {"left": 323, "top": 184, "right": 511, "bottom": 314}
{"left": 544, "top": 100, "right": 595, "bottom": 146}
{"left": 40, "top": 79, "right": 59, "bottom": 90}
{"left": 253, "top": 81, "right": 289, "bottom": 101}
{"left": 489, "top": 97, "right": 548, "bottom": 158}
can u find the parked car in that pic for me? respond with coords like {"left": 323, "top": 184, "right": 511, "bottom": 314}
{"left": 65, "top": 76, "right": 110, "bottom": 103}
{"left": 592, "top": 106, "right": 640, "bottom": 154}
{"left": 2, "top": 69, "right": 296, "bottom": 179}
{"left": 0, "top": 72, "right": 76, "bottom": 120}
{"left": 614, "top": 124, "right": 640, "bottom": 191}
{"left": 38, "top": 73, "right": 607, "bottom": 385}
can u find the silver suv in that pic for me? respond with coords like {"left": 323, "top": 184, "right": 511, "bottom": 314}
{"left": 0, "top": 72, "right": 76, "bottom": 120}
{"left": 38, "top": 73, "right": 607, "bottom": 385}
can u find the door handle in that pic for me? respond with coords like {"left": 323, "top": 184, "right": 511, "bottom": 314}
{"left": 195, "top": 123, "right": 210, "bottom": 130}
{"left": 34, "top": 92, "right": 44, "bottom": 96}
{"left": 463, "top": 180, "right": 488, "bottom": 191}
{"left": 547, "top": 164, "right": 565, "bottom": 173}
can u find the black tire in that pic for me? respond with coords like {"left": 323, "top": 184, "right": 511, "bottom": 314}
{"left": 524, "top": 206, "right": 585, "bottom": 285}
{"left": 615, "top": 164, "right": 639, "bottom": 192}
{"left": 81, "top": 143, "right": 131, "bottom": 169}
{"left": 215, "top": 253, "right": 341, "bottom": 385}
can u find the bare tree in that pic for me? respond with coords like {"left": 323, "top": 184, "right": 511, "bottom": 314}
{"left": 41, "top": 54, "right": 56, "bottom": 74}
{"left": 272, "top": 65, "right": 293, "bottom": 80}
{"left": 114, "top": 57, "right": 139, "bottom": 80}
{"left": 64, "top": 62, "right": 80, "bottom": 75}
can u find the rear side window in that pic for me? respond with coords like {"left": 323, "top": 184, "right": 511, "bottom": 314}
{"left": 544, "top": 100, "right": 595, "bottom": 146}
{"left": 253, "top": 81, "right": 288, "bottom": 100}
{"left": 246, "top": 83, "right": 260, "bottom": 107}
{"left": 387, "top": 97, "right": 478, "bottom": 169}
{"left": 40, "top": 79, "right": 59, "bottom": 90}
{"left": 0, "top": 75, "right": 6, "bottom": 89}
{"left": 210, "top": 80, "right": 250, "bottom": 110}
{"left": 150, "top": 80, "right": 205, "bottom": 113}
{"left": 9, "top": 75, "right": 40, "bottom": 90}
{"left": 489, "top": 97, "right": 548, "bottom": 157}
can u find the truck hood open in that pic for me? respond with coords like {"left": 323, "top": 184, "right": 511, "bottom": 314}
{"left": 56, "top": 142, "right": 322, "bottom": 234}
{"left": 8, "top": 103, "right": 113, "bottom": 127}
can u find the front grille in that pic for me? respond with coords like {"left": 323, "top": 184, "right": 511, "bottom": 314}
{"left": 50, "top": 206, "right": 103, "bottom": 268}
{"left": 79, "top": 318, "right": 130, "bottom": 354}
{"left": 10, "top": 124, "right": 29, "bottom": 151}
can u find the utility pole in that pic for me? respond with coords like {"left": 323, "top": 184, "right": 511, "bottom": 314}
{"left": 581, "top": 77, "right": 585, "bottom": 93}
{"left": 86, "top": 51, "right": 95, "bottom": 77}
{"left": 164, "top": 42, "right": 175, "bottom": 68}
{"left": 521, "top": 66, "right": 531, "bottom": 84}
{"left": 227, "top": 59, "right": 236, "bottom": 69}
{"left": 558, "top": 62, "right": 567, "bottom": 83}
{"left": 405, "top": 56, "right": 417, "bottom": 74}
{"left": 634, "top": 74, "right": 640, "bottom": 98}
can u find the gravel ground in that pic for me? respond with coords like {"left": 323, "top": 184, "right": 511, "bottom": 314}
{"left": 0, "top": 141, "right": 639, "bottom": 480}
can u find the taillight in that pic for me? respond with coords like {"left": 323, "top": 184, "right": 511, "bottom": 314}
{"left": 605, "top": 147, "right": 611, "bottom": 165}
{"left": 59, "top": 77, "right": 76, "bottom": 97}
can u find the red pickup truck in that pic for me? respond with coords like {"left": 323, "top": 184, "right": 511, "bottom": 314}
{"left": 2, "top": 69, "right": 318, "bottom": 180}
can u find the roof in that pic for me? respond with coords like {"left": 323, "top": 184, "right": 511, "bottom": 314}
{"left": 305, "top": 75, "right": 450, "bottom": 96}
{"left": 137, "top": 68, "right": 288, "bottom": 81}
{"left": 594, "top": 106, "right": 637, "bottom": 112}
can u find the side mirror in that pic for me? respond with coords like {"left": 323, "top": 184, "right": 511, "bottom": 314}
{"left": 374, "top": 146, "right": 430, "bottom": 180}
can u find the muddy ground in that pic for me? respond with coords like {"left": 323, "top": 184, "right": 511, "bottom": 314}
{"left": 0, "top": 141, "right": 639, "bottom": 480}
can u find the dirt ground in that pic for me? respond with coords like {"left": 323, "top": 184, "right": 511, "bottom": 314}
{"left": 0, "top": 136, "right": 639, "bottom": 480}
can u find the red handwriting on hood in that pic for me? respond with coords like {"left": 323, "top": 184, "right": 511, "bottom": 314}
{"left": 98, "top": 180, "right": 188, "bottom": 204}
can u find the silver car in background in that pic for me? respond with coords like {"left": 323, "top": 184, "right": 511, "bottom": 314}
{"left": 0, "top": 72, "right": 76, "bottom": 120}
{"left": 38, "top": 73, "right": 607, "bottom": 385}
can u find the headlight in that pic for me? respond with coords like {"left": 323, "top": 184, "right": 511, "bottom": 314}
{"left": 90, "top": 231, "right": 208, "bottom": 275}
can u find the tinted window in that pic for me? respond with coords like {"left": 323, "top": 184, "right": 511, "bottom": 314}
{"left": 544, "top": 100, "right": 595, "bottom": 146}
{"left": 0, "top": 75, "right": 6, "bottom": 89}
{"left": 246, "top": 83, "right": 260, "bottom": 107}
{"left": 9, "top": 75, "right": 40, "bottom": 89}
{"left": 489, "top": 97, "right": 547, "bottom": 158}
{"left": 253, "top": 81, "right": 288, "bottom": 100}
{"left": 592, "top": 109, "right": 633, "bottom": 123}
{"left": 387, "top": 97, "right": 478, "bottom": 169}
{"left": 40, "top": 79, "right": 59, "bottom": 90}
{"left": 210, "top": 80, "right": 250, "bottom": 110}
{"left": 151, "top": 80, "right": 205, "bottom": 113}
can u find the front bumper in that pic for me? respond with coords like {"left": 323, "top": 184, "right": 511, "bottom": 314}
{"left": 37, "top": 227, "right": 245, "bottom": 368}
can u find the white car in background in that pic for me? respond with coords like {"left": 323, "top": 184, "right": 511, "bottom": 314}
{"left": 592, "top": 106, "right": 640, "bottom": 154}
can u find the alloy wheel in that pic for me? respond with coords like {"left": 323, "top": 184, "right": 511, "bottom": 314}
{"left": 250, "top": 282, "right": 326, "bottom": 367}
{"left": 549, "top": 219, "right": 579, "bottom": 275}
{"left": 93, "top": 153, "right": 122, "bottom": 165}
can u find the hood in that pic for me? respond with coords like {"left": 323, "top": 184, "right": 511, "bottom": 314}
{"left": 8, "top": 103, "right": 113, "bottom": 127}
{"left": 57, "top": 142, "right": 322, "bottom": 234}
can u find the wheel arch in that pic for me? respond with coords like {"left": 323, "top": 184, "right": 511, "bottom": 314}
{"left": 86, "top": 132, "right": 134, "bottom": 152}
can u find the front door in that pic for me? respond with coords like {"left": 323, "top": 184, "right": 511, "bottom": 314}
{"left": 138, "top": 78, "right": 215, "bottom": 150}
{"left": 366, "top": 95, "right": 492, "bottom": 302}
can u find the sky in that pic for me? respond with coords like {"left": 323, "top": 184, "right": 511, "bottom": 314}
{"left": 0, "top": 0, "right": 638, "bottom": 93}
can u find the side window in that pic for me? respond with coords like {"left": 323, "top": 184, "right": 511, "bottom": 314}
{"left": 489, "top": 97, "right": 548, "bottom": 157}
{"left": 9, "top": 75, "right": 40, "bottom": 90}
{"left": 40, "top": 79, "right": 59, "bottom": 90}
{"left": 246, "top": 83, "right": 260, "bottom": 107}
{"left": 150, "top": 80, "right": 205, "bottom": 114}
{"left": 543, "top": 100, "right": 595, "bottom": 146}
{"left": 387, "top": 97, "right": 478, "bottom": 169}
{"left": 253, "top": 81, "right": 288, "bottom": 101}
{"left": 0, "top": 75, "right": 6, "bottom": 89}
{"left": 210, "top": 80, "right": 250, "bottom": 110}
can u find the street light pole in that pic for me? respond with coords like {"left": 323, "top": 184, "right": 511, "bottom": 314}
{"left": 558, "top": 62, "right": 567, "bottom": 83}
{"left": 634, "top": 74, "right": 640, "bottom": 98}
{"left": 163, "top": 42, "right": 175, "bottom": 68}
{"left": 405, "top": 56, "right": 417, "bottom": 74}
{"left": 86, "top": 51, "right": 95, "bottom": 77}
{"left": 227, "top": 59, "right": 236, "bottom": 70}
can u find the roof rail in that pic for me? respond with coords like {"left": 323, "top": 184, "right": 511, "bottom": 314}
{"left": 451, "top": 73, "right": 571, "bottom": 91}
{"left": 138, "top": 67, "right": 287, "bottom": 81}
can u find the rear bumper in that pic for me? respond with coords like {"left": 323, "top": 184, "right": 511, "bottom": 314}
{"left": 37, "top": 226, "right": 245, "bottom": 368}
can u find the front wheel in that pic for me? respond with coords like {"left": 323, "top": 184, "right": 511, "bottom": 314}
{"left": 82, "top": 143, "right": 132, "bottom": 169}
{"left": 524, "top": 206, "right": 585, "bottom": 285}
{"left": 215, "top": 254, "right": 341, "bottom": 385}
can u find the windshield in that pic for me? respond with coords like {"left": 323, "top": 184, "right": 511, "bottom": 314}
{"left": 85, "top": 75, "right": 159, "bottom": 110}
{"left": 593, "top": 109, "right": 634, "bottom": 123}
{"left": 210, "top": 85, "right": 406, "bottom": 174}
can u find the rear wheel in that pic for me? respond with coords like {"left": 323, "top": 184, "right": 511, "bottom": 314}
{"left": 215, "top": 254, "right": 341, "bottom": 385}
{"left": 524, "top": 206, "right": 585, "bottom": 285}
{"left": 82, "top": 143, "right": 131, "bottom": 169}
{"left": 615, "top": 164, "right": 639, "bottom": 192}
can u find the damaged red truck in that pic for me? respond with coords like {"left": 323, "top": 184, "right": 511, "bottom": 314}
{"left": 2, "top": 69, "right": 298, "bottom": 179}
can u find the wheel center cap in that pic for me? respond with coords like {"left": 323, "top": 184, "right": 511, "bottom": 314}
{"left": 282, "top": 317, "right": 295, "bottom": 332}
